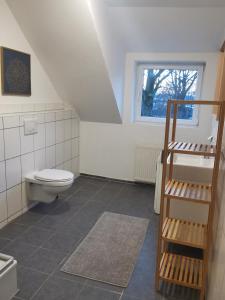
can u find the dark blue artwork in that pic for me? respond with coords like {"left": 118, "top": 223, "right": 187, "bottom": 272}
{"left": 1, "top": 47, "right": 31, "bottom": 96}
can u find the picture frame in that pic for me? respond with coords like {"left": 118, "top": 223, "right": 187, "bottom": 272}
{"left": 1, "top": 47, "right": 31, "bottom": 96}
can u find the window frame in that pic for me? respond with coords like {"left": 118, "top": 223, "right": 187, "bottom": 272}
{"left": 135, "top": 63, "right": 204, "bottom": 126}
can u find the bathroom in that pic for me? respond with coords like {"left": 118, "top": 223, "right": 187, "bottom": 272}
{"left": 0, "top": 1, "right": 225, "bottom": 300}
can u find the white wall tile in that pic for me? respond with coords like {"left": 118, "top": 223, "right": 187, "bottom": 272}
{"left": 71, "top": 110, "right": 78, "bottom": 118}
{"left": 34, "top": 123, "right": 45, "bottom": 150}
{"left": 64, "top": 160, "right": 72, "bottom": 172}
{"left": 22, "top": 182, "right": 35, "bottom": 211}
{"left": 72, "top": 118, "right": 79, "bottom": 138}
{"left": 72, "top": 157, "right": 79, "bottom": 176}
{"left": 7, "top": 184, "right": 22, "bottom": 217}
{"left": 46, "top": 122, "right": 56, "bottom": 147}
{"left": 0, "top": 161, "right": 6, "bottom": 193}
{"left": 46, "top": 146, "right": 56, "bottom": 169}
{"left": 56, "top": 120, "right": 64, "bottom": 143}
{"left": 3, "top": 115, "right": 20, "bottom": 128}
{"left": 21, "top": 152, "right": 35, "bottom": 181}
{"left": 45, "top": 103, "right": 56, "bottom": 111}
{"left": 56, "top": 111, "right": 64, "bottom": 121}
{"left": 4, "top": 127, "right": 20, "bottom": 159}
{"left": 64, "top": 110, "right": 72, "bottom": 120}
{"left": 56, "top": 143, "right": 64, "bottom": 165}
{"left": 72, "top": 138, "right": 79, "bottom": 157}
{"left": 0, "top": 130, "right": 4, "bottom": 161}
{"left": 56, "top": 163, "right": 64, "bottom": 170}
{"left": 45, "top": 112, "right": 55, "bottom": 122}
{"left": 34, "top": 103, "right": 46, "bottom": 112}
{"left": 22, "top": 103, "right": 35, "bottom": 113}
{"left": 19, "top": 114, "right": 36, "bottom": 126}
{"left": 64, "top": 140, "right": 72, "bottom": 162}
{"left": 6, "top": 156, "right": 21, "bottom": 189}
{"left": 65, "top": 119, "right": 72, "bottom": 140}
{"left": 0, "top": 109, "right": 79, "bottom": 231}
{"left": 54, "top": 103, "right": 64, "bottom": 110}
{"left": 0, "top": 192, "right": 7, "bottom": 223}
{"left": 20, "top": 127, "right": 34, "bottom": 155}
{"left": 36, "top": 113, "right": 45, "bottom": 124}
{"left": 34, "top": 149, "right": 46, "bottom": 170}
{"left": 0, "top": 104, "right": 22, "bottom": 114}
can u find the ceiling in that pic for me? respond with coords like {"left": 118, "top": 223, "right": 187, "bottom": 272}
{"left": 102, "top": 3, "right": 225, "bottom": 52}
{"left": 104, "top": 0, "right": 225, "bottom": 7}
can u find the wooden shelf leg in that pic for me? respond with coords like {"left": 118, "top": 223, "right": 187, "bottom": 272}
{"left": 155, "top": 102, "right": 172, "bottom": 291}
{"left": 200, "top": 288, "right": 205, "bottom": 300}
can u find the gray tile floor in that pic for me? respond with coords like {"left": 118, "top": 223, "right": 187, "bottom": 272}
{"left": 0, "top": 176, "right": 198, "bottom": 300}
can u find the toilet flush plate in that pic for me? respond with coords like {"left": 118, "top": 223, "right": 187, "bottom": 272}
{"left": 24, "top": 118, "right": 38, "bottom": 135}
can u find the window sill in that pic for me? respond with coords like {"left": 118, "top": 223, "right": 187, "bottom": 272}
{"left": 134, "top": 118, "right": 199, "bottom": 128}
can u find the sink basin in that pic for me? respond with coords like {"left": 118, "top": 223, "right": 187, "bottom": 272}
{"left": 171, "top": 154, "right": 214, "bottom": 169}
{"left": 166, "top": 153, "right": 213, "bottom": 223}
{"left": 167, "top": 154, "right": 214, "bottom": 184}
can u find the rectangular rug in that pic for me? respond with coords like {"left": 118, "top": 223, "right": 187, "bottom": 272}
{"left": 61, "top": 212, "right": 149, "bottom": 287}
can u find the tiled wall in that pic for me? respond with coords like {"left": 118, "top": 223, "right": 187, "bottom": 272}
{"left": 0, "top": 108, "right": 80, "bottom": 229}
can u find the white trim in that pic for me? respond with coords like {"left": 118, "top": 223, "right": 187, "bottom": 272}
{"left": 135, "top": 63, "right": 204, "bottom": 126}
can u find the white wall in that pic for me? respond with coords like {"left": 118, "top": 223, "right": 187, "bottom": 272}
{"left": 80, "top": 52, "right": 218, "bottom": 181}
{"left": 0, "top": 0, "right": 63, "bottom": 113}
{"left": 7, "top": 0, "right": 121, "bottom": 123}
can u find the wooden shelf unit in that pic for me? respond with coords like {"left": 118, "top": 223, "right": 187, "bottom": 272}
{"left": 159, "top": 253, "right": 203, "bottom": 290}
{"left": 168, "top": 141, "right": 216, "bottom": 157}
{"left": 155, "top": 100, "right": 225, "bottom": 300}
{"left": 165, "top": 180, "right": 211, "bottom": 204}
{"left": 162, "top": 218, "right": 207, "bottom": 249}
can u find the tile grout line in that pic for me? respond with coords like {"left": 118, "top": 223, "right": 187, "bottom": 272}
{"left": 119, "top": 290, "right": 124, "bottom": 300}
{"left": 27, "top": 179, "right": 114, "bottom": 299}
{"left": 6, "top": 177, "right": 132, "bottom": 299}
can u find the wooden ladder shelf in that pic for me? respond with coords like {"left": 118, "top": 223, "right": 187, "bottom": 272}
{"left": 155, "top": 100, "right": 225, "bottom": 300}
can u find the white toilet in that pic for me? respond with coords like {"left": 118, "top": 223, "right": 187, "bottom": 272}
{"left": 25, "top": 169, "right": 74, "bottom": 203}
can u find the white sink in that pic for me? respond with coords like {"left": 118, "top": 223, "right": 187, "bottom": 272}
{"left": 167, "top": 154, "right": 214, "bottom": 184}
{"left": 166, "top": 153, "right": 213, "bottom": 224}
{"left": 171, "top": 154, "right": 214, "bottom": 169}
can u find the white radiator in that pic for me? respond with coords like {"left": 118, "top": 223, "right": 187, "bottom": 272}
{"left": 134, "top": 146, "right": 161, "bottom": 183}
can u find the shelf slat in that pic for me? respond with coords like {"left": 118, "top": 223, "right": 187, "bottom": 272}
{"left": 165, "top": 180, "right": 211, "bottom": 204}
{"left": 162, "top": 218, "right": 207, "bottom": 249}
{"left": 168, "top": 141, "right": 216, "bottom": 157}
{"left": 159, "top": 253, "right": 203, "bottom": 290}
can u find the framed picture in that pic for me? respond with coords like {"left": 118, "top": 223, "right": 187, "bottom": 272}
{"left": 1, "top": 47, "right": 31, "bottom": 96}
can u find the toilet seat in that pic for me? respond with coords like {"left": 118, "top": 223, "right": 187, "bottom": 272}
{"left": 25, "top": 169, "right": 74, "bottom": 187}
{"left": 25, "top": 169, "right": 75, "bottom": 203}
{"left": 35, "top": 169, "right": 74, "bottom": 182}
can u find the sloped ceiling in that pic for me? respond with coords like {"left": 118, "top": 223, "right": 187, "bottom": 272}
{"left": 104, "top": 0, "right": 225, "bottom": 7}
{"left": 6, "top": 0, "right": 122, "bottom": 123}
{"left": 89, "top": 0, "right": 126, "bottom": 114}
{"left": 6, "top": 0, "right": 225, "bottom": 124}
{"left": 103, "top": 2, "right": 225, "bottom": 52}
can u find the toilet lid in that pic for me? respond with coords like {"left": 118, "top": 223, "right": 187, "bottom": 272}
{"left": 35, "top": 169, "right": 74, "bottom": 182}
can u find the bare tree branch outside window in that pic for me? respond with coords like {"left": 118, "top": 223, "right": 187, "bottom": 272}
{"left": 141, "top": 68, "right": 199, "bottom": 119}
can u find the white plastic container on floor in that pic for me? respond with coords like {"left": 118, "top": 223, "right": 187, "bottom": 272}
{"left": 0, "top": 253, "right": 18, "bottom": 300}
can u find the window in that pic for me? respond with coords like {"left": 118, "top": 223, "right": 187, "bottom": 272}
{"left": 135, "top": 64, "right": 204, "bottom": 125}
